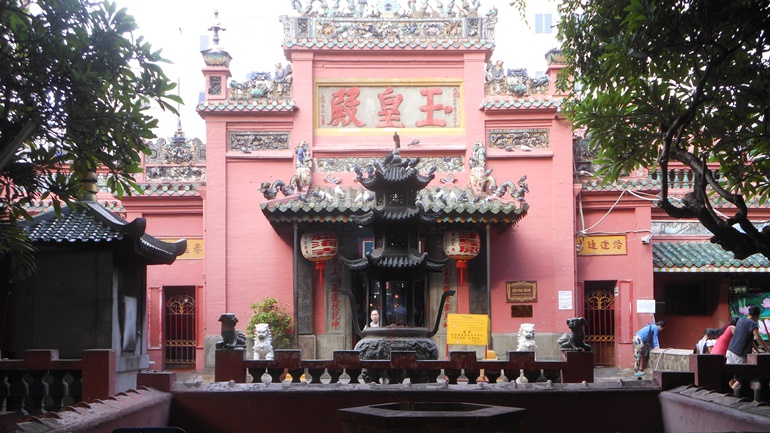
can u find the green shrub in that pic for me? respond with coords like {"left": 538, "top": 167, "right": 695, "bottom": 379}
{"left": 247, "top": 297, "right": 293, "bottom": 349}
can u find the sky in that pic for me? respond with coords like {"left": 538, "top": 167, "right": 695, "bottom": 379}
{"left": 115, "top": 0, "right": 560, "bottom": 141}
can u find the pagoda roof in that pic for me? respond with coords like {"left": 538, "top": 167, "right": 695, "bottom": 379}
{"left": 21, "top": 202, "right": 186, "bottom": 265}
{"left": 260, "top": 185, "right": 528, "bottom": 227}
{"left": 341, "top": 252, "right": 449, "bottom": 272}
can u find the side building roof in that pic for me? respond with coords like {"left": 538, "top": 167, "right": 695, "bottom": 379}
{"left": 21, "top": 201, "right": 186, "bottom": 265}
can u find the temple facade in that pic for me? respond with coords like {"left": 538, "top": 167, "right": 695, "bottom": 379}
{"left": 120, "top": 1, "right": 770, "bottom": 373}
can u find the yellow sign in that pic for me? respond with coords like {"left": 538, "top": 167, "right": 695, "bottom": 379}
{"left": 577, "top": 235, "right": 627, "bottom": 256}
{"left": 447, "top": 314, "right": 489, "bottom": 346}
{"left": 160, "top": 238, "right": 204, "bottom": 260}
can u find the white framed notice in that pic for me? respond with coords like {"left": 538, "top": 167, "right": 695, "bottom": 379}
{"left": 637, "top": 299, "right": 656, "bottom": 314}
{"left": 558, "top": 291, "right": 573, "bottom": 310}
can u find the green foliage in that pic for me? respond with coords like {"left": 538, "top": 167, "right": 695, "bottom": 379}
{"left": 0, "top": 0, "right": 182, "bottom": 281}
{"left": 247, "top": 297, "right": 293, "bottom": 349}
{"left": 556, "top": 0, "right": 770, "bottom": 258}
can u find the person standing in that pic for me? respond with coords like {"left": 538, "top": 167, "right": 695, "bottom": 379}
{"left": 368, "top": 309, "right": 380, "bottom": 328}
{"left": 726, "top": 306, "right": 770, "bottom": 364}
{"left": 712, "top": 317, "right": 739, "bottom": 356}
{"left": 633, "top": 321, "right": 666, "bottom": 376}
{"left": 694, "top": 328, "right": 717, "bottom": 354}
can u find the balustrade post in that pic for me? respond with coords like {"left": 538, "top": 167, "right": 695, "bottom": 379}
{"left": 214, "top": 349, "right": 246, "bottom": 383}
{"left": 0, "top": 411, "right": 16, "bottom": 433}
{"left": 137, "top": 371, "right": 176, "bottom": 393}
{"left": 561, "top": 350, "right": 593, "bottom": 383}
{"left": 82, "top": 349, "right": 116, "bottom": 402}
{"left": 690, "top": 354, "right": 725, "bottom": 392}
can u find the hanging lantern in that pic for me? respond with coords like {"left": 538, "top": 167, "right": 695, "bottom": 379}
{"left": 300, "top": 232, "right": 338, "bottom": 274}
{"left": 443, "top": 231, "right": 481, "bottom": 284}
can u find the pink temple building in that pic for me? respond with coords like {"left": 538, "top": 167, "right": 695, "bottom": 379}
{"left": 122, "top": 3, "right": 770, "bottom": 374}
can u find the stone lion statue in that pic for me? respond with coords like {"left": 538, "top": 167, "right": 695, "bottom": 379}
{"left": 253, "top": 323, "right": 275, "bottom": 360}
{"left": 557, "top": 317, "right": 592, "bottom": 352}
{"left": 516, "top": 323, "right": 536, "bottom": 352}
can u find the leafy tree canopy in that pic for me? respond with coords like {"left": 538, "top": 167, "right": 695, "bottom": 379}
{"left": 0, "top": 0, "right": 181, "bottom": 281}
{"left": 557, "top": 0, "right": 770, "bottom": 260}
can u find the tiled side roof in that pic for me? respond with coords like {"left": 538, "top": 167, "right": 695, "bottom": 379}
{"left": 653, "top": 241, "right": 770, "bottom": 272}
{"left": 581, "top": 179, "right": 659, "bottom": 192}
{"left": 667, "top": 384, "right": 770, "bottom": 420}
{"left": 24, "top": 207, "right": 125, "bottom": 243}
{"left": 139, "top": 183, "right": 201, "bottom": 197}
{"left": 479, "top": 98, "right": 562, "bottom": 111}
{"left": 24, "top": 200, "right": 125, "bottom": 215}
{"left": 196, "top": 100, "right": 296, "bottom": 112}
{"left": 21, "top": 202, "right": 186, "bottom": 265}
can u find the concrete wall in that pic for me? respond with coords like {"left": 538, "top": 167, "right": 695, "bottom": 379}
{"left": 170, "top": 382, "right": 664, "bottom": 433}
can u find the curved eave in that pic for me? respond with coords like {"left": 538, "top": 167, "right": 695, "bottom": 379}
{"left": 369, "top": 252, "right": 446, "bottom": 271}
{"left": 372, "top": 206, "right": 421, "bottom": 221}
{"left": 196, "top": 100, "right": 297, "bottom": 112}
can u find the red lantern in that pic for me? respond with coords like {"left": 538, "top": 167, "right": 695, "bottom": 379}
{"left": 443, "top": 231, "right": 480, "bottom": 284}
{"left": 300, "top": 232, "right": 338, "bottom": 274}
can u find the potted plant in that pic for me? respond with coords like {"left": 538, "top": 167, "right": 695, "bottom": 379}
{"left": 247, "top": 297, "right": 293, "bottom": 349}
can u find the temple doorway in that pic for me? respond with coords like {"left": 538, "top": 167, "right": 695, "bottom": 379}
{"left": 583, "top": 281, "right": 617, "bottom": 367}
{"left": 164, "top": 286, "right": 197, "bottom": 369}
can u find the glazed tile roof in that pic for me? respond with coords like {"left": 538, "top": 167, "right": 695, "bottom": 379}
{"left": 581, "top": 178, "right": 660, "bottom": 192}
{"left": 21, "top": 202, "right": 186, "bottom": 265}
{"left": 479, "top": 98, "right": 563, "bottom": 111}
{"left": 24, "top": 200, "right": 125, "bottom": 215}
{"left": 261, "top": 185, "right": 528, "bottom": 226}
{"left": 653, "top": 241, "right": 770, "bottom": 272}
{"left": 667, "top": 384, "right": 770, "bottom": 419}
{"left": 138, "top": 183, "right": 201, "bottom": 197}
{"left": 196, "top": 99, "right": 296, "bottom": 112}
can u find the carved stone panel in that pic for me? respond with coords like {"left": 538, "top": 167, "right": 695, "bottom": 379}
{"left": 228, "top": 132, "right": 290, "bottom": 153}
{"left": 488, "top": 129, "right": 550, "bottom": 151}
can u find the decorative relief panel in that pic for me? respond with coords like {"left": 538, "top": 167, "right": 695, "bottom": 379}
{"left": 487, "top": 129, "right": 550, "bottom": 151}
{"left": 145, "top": 135, "right": 206, "bottom": 182}
{"left": 315, "top": 156, "right": 465, "bottom": 173}
{"left": 228, "top": 131, "right": 290, "bottom": 153}
{"left": 209, "top": 76, "right": 222, "bottom": 95}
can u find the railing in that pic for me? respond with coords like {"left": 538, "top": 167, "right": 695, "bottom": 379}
{"left": 0, "top": 349, "right": 116, "bottom": 416}
{"left": 215, "top": 349, "right": 594, "bottom": 384}
{"left": 690, "top": 353, "right": 770, "bottom": 402}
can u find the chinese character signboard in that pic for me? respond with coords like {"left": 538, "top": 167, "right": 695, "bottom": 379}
{"left": 506, "top": 280, "right": 537, "bottom": 303}
{"left": 577, "top": 235, "right": 628, "bottom": 256}
{"left": 317, "top": 83, "right": 462, "bottom": 132}
{"left": 160, "top": 238, "right": 204, "bottom": 260}
{"left": 447, "top": 314, "right": 489, "bottom": 346}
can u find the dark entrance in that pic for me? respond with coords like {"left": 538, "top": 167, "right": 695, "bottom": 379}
{"left": 164, "top": 286, "right": 196, "bottom": 368}
{"left": 583, "top": 281, "right": 616, "bottom": 367}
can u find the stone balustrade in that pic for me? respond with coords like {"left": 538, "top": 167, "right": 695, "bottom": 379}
{"left": 690, "top": 353, "right": 770, "bottom": 402}
{"left": 0, "top": 349, "right": 116, "bottom": 416}
{"left": 215, "top": 349, "right": 594, "bottom": 384}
